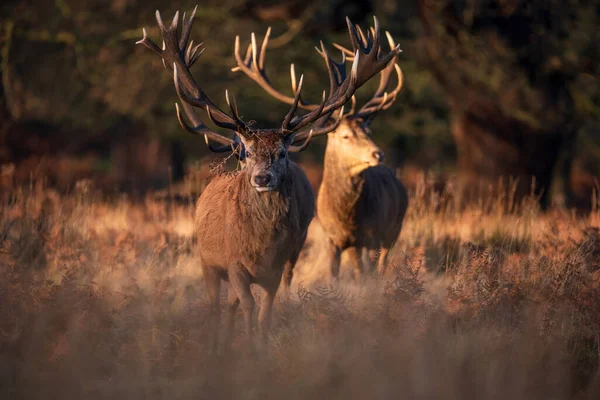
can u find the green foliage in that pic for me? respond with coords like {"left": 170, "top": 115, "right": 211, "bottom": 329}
{"left": 0, "top": 0, "right": 598, "bottom": 176}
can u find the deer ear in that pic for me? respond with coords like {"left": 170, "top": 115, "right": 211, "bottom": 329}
{"left": 361, "top": 116, "right": 375, "bottom": 128}
{"left": 238, "top": 146, "right": 246, "bottom": 161}
{"left": 233, "top": 134, "right": 247, "bottom": 161}
{"left": 283, "top": 132, "right": 297, "bottom": 147}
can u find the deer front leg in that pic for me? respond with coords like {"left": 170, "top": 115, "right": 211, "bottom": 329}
{"left": 228, "top": 264, "right": 255, "bottom": 350}
{"left": 282, "top": 231, "right": 307, "bottom": 290}
{"left": 223, "top": 287, "right": 240, "bottom": 351}
{"left": 346, "top": 246, "right": 364, "bottom": 280}
{"left": 366, "top": 248, "right": 381, "bottom": 272}
{"left": 323, "top": 239, "right": 342, "bottom": 280}
{"left": 282, "top": 248, "right": 300, "bottom": 290}
{"left": 258, "top": 285, "right": 277, "bottom": 346}
{"left": 203, "top": 267, "right": 221, "bottom": 353}
{"left": 377, "top": 247, "right": 391, "bottom": 275}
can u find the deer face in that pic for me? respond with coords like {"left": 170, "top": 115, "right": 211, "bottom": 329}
{"left": 327, "top": 119, "right": 385, "bottom": 174}
{"left": 239, "top": 130, "right": 293, "bottom": 192}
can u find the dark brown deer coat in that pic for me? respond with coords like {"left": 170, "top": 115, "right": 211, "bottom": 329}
{"left": 315, "top": 119, "right": 408, "bottom": 277}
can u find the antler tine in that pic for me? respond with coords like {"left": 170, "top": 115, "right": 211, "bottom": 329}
{"left": 250, "top": 32, "right": 260, "bottom": 71}
{"left": 170, "top": 10, "right": 179, "bottom": 30}
{"left": 288, "top": 129, "right": 313, "bottom": 153}
{"left": 285, "top": 51, "right": 359, "bottom": 132}
{"left": 136, "top": 28, "right": 163, "bottom": 57}
{"left": 203, "top": 136, "right": 237, "bottom": 153}
{"left": 223, "top": 90, "right": 251, "bottom": 137}
{"left": 333, "top": 23, "right": 403, "bottom": 120}
{"left": 282, "top": 74, "right": 305, "bottom": 130}
{"left": 316, "top": 41, "right": 347, "bottom": 97}
{"left": 287, "top": 16, "right": 401, "bottom": 132}
{"left": 139, "top": 8, "right": 247, "bottom": 137}
{"left": 293, "top": 105, "right": 345, "bottom": 143}
{"left": 175, "top": 102, "right": 235, "bottom": 149}
{"left": 386, "top": 30, "right": 396, "bottom": 50}
{"left": 287, "top": 84, "right": 329, "bottom": 132}
{"left": 346, "top": 16, "right": 364, "bottom": 54}
{"left": 344, "top": 95, "right": 357, "bottom": 117}
{"left": 231, "top": 15, "right": 397, "bottom": 135}
{"left": 186, "top": 41, "right": 205, "bottom": 67}
{"left": 258, "top": 27, "right": 270, "bottom": 69}
{"left": 343, "top": 16, "right": 402, "bottom": 89}
{"left": 333, "top": 42, "right": 355, "bottom": 58}
{"left": 355, "top": 30, "right": 404, "bottom": 119}
{"left": 155, "top": 10, "right": 166, "bottom": 33}
{"left": 232, "top": 30, "right": 319, "bottom": 111}
{"left": 179, "top": 5, "right": 197, "bottom": 51}
{"left": 290, "top": 64, "right": 297, "bottom": 93}
{"left": 372, "top": 16, "right": 381, "bottom": 53}
{"left": 359, "top": 64, "right": 403, "bottom": 113}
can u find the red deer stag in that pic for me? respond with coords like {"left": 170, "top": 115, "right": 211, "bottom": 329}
{"left": 234, "top": 17, "right": 408, "bottom": 281}
{"left": 137, "top": 7, "right": 400, "bottom": 349}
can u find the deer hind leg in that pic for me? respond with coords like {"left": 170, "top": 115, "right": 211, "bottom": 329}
{"left": 258, "top": 286, "right": 277, "bottom": 346}
{"left": 228, "top": 264, "right": 255, "bottom": 349}
{"left": 365, "top": 248, "right": 380, "bottom": 272}
{"left": 323, "top": 239, "right": 342, "bottom": 280}
{"left": 282, "top": 239, "right": 303, "bottom": 290}
{"left": 203, "top": 268, "right": 221, "bottom": 353}
{"left": 377, "top": 247, "right": 391, "bottom": 275}
{"left": 223, "top": 287, "right": 240, "bottom": 351}
{"left": 346, "top": 246, "right": 364, "bottom": 281}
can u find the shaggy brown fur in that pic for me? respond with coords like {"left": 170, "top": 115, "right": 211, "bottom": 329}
{"left": 315, "top": 119, "right": 408, "bottom": 278}
{"left": 195, "top": 131, "right": 313, "bottom": 350}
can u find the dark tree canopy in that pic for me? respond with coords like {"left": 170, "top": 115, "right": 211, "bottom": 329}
{"left": 418, "top": 0, "right": 600, "bottom": 207}
{"left": 0, "top": 0, "right": 598, "bottom": 202}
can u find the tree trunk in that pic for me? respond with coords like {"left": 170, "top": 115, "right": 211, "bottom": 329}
{"left": 450, "top": 104, "right": 564, "bottom": 209}
{"left": 416, "top": 0, "right": 581, "bottom": 209}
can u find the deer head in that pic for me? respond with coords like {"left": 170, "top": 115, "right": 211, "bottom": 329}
{"left": 232, "top": 16, "right": 403, "bottom": 174}
{"left": 137, "top": 8, "right": 399, "bottom": 192}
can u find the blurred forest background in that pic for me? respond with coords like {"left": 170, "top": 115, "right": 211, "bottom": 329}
{"left": 0, "top": 0, "right": 598, "bottom": 208}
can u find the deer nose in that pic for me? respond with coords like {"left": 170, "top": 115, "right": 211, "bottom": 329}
{"left": 372, "top": 150, "right": 385, "bottom": 163}
{"left": 254, "top": 174, "right": 272, "bottom": 187}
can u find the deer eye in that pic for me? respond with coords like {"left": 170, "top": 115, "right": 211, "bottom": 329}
{"left": 279, "top": 150, "right": 287, "bottom": 159}
{"left": 245, "top": 151, "right": 251, "bottom": 158}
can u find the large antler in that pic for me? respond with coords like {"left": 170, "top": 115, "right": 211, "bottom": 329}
{"left": 175, "top": 101, "right": 239, "bottom": 153}
{"left": 136, "top": 7, "right": 248, "bottom": 155}
{"left": 334, "top": 30, "right": 403, "bottom": 121}
{"left": 233, "top": 16, "right": 401, "bottom": 141}
{"left": 232, "top": 28, "right": 316, "bottom": 111}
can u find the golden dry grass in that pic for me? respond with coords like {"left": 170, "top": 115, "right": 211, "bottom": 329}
{"left": 1, "top": 172, "right": 600, "bottom": 399}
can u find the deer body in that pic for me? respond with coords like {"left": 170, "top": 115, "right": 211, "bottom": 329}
{"left": 138, "top": 7, "right": 399, "bottom": 350}
{"left": 195, "top": 161, "right": 313, "bottom": 348}
{"left": 196, "top": 162, "right": 313, "bottom": 283}
{"left": 317, "top": 120, "right": 408, "bottom": 277}
{"left": 233, "top": 19, "right": 407, "bottom": 282}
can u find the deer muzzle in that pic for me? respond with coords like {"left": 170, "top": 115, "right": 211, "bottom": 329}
{"left": 253, "top": 172, "right": 276, "bottom": 192}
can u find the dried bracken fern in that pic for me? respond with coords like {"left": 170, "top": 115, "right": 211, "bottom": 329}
{"left": 1, "top": 176, "right": 599, "bottom": 399}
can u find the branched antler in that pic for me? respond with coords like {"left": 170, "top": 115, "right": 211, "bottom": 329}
{"left": 334, "top": 30, "right": 403, "bottom": 121}
{"left": 233, "top": 16, "right": 402, "bottom": 141}
{"left": 137, "top": 7, "right": 248, "bottom": 155}
{"left": 138, "top": 9, "right": 396, "bottom": 156}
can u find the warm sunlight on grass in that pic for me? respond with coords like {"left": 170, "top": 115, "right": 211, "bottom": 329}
{"left": 1, "top": 173, "right": 599, "bottom": 399}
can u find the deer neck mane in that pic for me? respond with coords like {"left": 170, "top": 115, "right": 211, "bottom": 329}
{"left": 237, "top": 169, "right": 298, "bottom": 231}
{"left": 320, "top": 152, "right": 365, "bottom": 217}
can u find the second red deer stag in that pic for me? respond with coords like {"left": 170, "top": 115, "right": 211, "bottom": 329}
{"left": 137, "top": 7, "right": 400, "bottom": 349}
{"left": 234, "top": 18, "right": 408, "bottom": 281}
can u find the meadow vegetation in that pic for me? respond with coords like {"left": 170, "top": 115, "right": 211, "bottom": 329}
{"left": 1, "top": 169, "right": 600, "bottom": 399}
